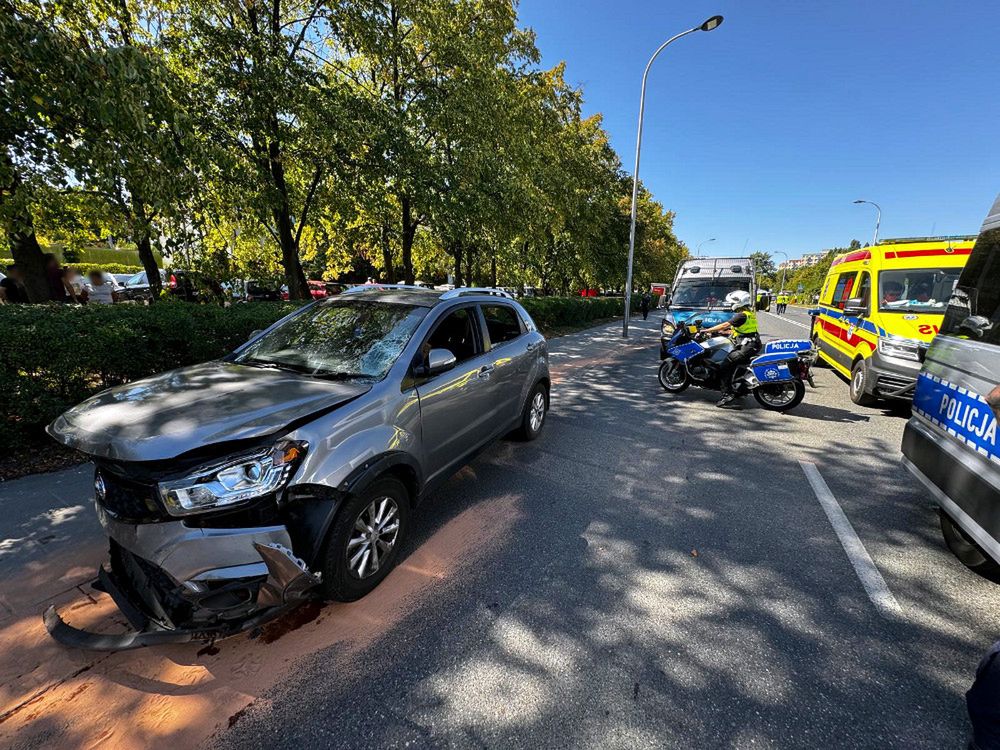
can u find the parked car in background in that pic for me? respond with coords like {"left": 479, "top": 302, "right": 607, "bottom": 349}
{"left": 112, "top": 273, "right": 133, "bottom": 288}
{"left": 119, "top": 269, "right": 224, "bottom": 303}
{"left": 245, "top": 280, "right": 284, "bottom": 302}
{"left": 120, "top": 270, "right": 169, "bottom": 302}
{"left": 44, "top": 286, "right": 550, "bottom": 649}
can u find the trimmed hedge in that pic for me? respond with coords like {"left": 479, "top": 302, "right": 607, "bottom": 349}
{"left": 0, "top": 302, "right": 299, "bottom": 451}
{"left": 0, "top": 295, "right": 630, "bottom": 453}
{"left": 0, "top": 259, "right": 145, "bottom": 275}
{"left": 520, "top": 296, "right": 631, "bottom": 329}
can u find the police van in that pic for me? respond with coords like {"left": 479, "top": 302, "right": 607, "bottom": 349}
{"left": 659, "top": 257, "right": 755, "bottom": 357}
{"left": 810, "top": 235, "right": 975, "bottom": 405}
{"left": 902, "top": 194, "right": 1000, "bottom": 576}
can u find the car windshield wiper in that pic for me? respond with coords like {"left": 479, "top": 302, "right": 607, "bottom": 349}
{"left": 311, "top": 370, "right": 370, "bottom": 381}
{"left": 240, "top": 358, "right": 312, "bottom": 374}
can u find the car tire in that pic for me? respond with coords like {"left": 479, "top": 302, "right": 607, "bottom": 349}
{"left": 939, "top": 511, "right": 1000, "bottom": 582}
{"left": 517, "top": 382, "right": 548, "bottom": 441}
{"left": 849, "top": 359, "right": 878, "bottom": 406}
{"left": 318, "top": 477, "right": 411, "bottom": 602}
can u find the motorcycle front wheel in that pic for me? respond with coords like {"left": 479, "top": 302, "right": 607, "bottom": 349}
{"left": 752, "top": 379, "right": 805, "bottom": 411}
{"left": 658, "top": 357, "right": 690, "bottom": 393}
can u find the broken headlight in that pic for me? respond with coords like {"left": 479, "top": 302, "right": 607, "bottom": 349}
{"left": 158, "top": 440, "right": 307, "bottom": 516}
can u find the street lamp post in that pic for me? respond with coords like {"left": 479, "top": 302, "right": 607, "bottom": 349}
{"left": 773, "top": 251, "right": 789, "bottom": 296}
{"left": 853, "top": 199, "right": 882, "bottom": 246}
{"left": 696, "top": 238, "right": 716, "bottom": 256}
{"left": 622, "top": 15, "right": 724, "bottom": 338}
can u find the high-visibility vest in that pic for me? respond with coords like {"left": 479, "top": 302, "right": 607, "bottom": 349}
{"left": 733, "top": 309, "right": 759, "bottom": 335}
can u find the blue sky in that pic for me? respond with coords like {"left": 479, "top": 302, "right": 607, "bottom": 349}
{"left": 518, "top": 0, "right": 1000, "bottom": 258}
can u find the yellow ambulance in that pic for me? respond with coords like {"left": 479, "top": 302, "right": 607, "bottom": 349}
{"left": 810, "top": 236, "right": 976, "bottom": 405}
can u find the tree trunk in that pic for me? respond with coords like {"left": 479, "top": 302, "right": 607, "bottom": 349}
{"left": 9, "top": 227, "right": 49, "bottom": 303}
{"left": 491, "top": 252, "right": 497, "bottom": 288}
{"left": 136, "top": 232, "right": 162, "bottom": 300}
{"left": 400, "top": 195, "right": 416, "bottom": 284}
{"left": 450, "top": 241, "right": 463, "bottom": 287}
{"left": 267, "top": 140, "right": 308, "bottom": 300}
{"left": 465, "top": 245, "right": 474, "bottom": 287}
{"left": 131, "top": 196, "right": 162, "bottom": 301}
{"left": 2, "top": 157, "right": 49, "bottom": 302}
{"left": 380, "top": 224, "right": 395, "bottom": 283}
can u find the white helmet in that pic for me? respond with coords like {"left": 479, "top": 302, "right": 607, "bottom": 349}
{"left": 725, "top": 290, "right": 752, "bottom": 311}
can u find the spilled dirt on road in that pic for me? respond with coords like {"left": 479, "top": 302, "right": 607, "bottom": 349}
{"left": 0, "top": 492, "right": 523, "bottom": 749}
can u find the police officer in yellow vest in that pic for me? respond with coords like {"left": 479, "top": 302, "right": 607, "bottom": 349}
{"left": 776, "top": 292, "right": 789, "bottom": 314}
{"left": 699, "top": 290, "right": 762, "bottom": 407}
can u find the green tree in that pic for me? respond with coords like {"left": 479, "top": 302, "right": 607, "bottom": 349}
{"left": 170, "top": 0, "right": 363, "bottom": 299}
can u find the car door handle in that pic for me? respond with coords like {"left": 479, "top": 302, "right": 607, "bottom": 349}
{"left": 478, "top": 364, "right": 495, "bottom": 378}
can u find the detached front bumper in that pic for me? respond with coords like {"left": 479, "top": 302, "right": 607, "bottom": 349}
{"left": 44, "top": 541, "right": 321, "bottom": 651}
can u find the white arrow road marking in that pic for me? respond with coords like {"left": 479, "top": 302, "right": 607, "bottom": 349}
{"left": 799, "top": 460, "right": 902, "bottom": 620}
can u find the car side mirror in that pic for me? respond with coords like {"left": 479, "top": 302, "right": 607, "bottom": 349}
{"left": 419, "top": 348, "right": 457, "bottom": 377}
{"left": 843, "top": 298, "right": 867, "bottom": 317}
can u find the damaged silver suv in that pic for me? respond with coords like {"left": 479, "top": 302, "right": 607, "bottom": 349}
{"left": 45, "top": 287, "right": 549, "bottom": 649}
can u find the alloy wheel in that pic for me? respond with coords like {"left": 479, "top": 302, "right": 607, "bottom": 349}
{"left": 346, "top": 496, "right": 401, "bottom": 579}
{"left": 529, "top": 391, "right": 546, "bottom": 432}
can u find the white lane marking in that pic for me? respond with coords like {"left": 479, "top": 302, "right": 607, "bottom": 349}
{"left": 798, "top": 460, "right": 902, "bottom": 619}
{"left": 762, "top": 311, "right": 809, "bottom": 330}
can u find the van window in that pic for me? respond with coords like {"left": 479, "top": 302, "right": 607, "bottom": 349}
{"left": 878, "top": 269, "right": 960, "bottom": 313}
{"left": 829, "top": 272, "right": 856, "bottom": 310}
{"left": 855, "top": 272, "right": 871, "bottom": 312}
{"left": 942, "top": 227, "right": 1000, "bottom": 345}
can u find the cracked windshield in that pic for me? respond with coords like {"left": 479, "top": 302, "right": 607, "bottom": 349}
{"left": 1, "top": 1, "right": 998, "bottom": 749}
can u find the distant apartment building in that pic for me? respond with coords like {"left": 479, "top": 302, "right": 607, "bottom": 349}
{"left": 777, "top": 252, "right": 826, "bottom": 271}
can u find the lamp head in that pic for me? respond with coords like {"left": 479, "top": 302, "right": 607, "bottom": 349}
{"left": 700, "top": 15, "right": 723, "bottom": 31}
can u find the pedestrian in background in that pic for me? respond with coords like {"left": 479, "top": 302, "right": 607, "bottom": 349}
{"left": 65, "top": 267, "right": 87, "bottom": 303}
{"left": 44, "top": 254, "right": 77, "bottom": 303}
{"left": 640, "top": 291, "right": 651, "bottom": 320}
{"left": 0, "top": 264, "right": 29, "bottom": 303}
{"left": 85, "top": 270, "right": 117, "bottom": 304}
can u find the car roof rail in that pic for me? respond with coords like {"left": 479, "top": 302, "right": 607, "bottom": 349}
{"left": 439, "top": 287, "right": 513, "bottom": 300}
{"left": 342, "top": 284, "right": 430, "bottom": 294}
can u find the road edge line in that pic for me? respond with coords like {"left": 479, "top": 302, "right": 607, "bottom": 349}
{"left": 798, "top": 460, "right": 902, "bottom": 620}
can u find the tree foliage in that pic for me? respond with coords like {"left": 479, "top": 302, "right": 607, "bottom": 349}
{"left": 2, "top": 0, "right": 687, "bottom": 298}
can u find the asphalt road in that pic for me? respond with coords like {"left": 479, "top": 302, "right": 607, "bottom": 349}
{"left": 205, "top": 311, "right": 1000, "bottom": 750}
{"left": 1, "top": 310, "right": 995, "bottom": 748}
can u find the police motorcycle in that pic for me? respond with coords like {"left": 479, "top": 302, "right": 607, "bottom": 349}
{"left": 657, "top": 318, "right": 817, "bottom": 412}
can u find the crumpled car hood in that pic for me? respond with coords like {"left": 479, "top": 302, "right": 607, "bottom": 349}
{"left": 47, "top": 360, "right": 370, "bottom": 462}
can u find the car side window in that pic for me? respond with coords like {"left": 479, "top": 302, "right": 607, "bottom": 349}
{"left": 481, "top": 304, "right": 523, "bottom": 346}
{"left": 830, "top": 271, "right": 857, "bottom": 310}
{"left": 942, "top": 226, "right": 1000, "bottom": 345}
{"left": 423, "top": 307, "right": 481, "bottom": 365}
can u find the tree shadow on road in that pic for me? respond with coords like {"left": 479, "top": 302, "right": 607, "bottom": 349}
{"left": 210, "top": 337, "right": 991, "bottom": 750}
